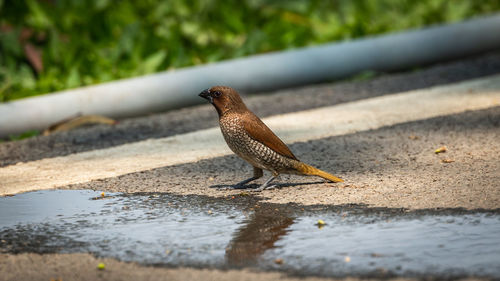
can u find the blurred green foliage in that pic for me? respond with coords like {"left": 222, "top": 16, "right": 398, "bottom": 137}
{"left": 1, "top": 0, "right": 499, "bottom": 102}
{"left": 5, "top": 130, "right": 40, "bottom": 141}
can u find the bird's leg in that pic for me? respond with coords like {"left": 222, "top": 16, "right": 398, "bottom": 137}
{"left": 232, "top": 167, "right": 263, "bottom": 188}
{"left": 254, "top": 172, "right": 279, "bottom": 191}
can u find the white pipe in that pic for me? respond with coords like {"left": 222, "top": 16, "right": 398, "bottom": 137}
{"left": 2, "top": 14, "right": 500, "bottom": 137}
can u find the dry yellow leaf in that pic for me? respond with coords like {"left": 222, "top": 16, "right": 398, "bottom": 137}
{"left": 435, "top": 146, "right": 447, "bottom": 154}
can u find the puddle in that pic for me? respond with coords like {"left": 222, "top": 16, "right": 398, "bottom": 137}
{"left": 1, "top": 190, "right": 499, "bottom": 278}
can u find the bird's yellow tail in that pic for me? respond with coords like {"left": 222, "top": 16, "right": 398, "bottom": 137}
{"left": 297, "top": 163, "right": 344, "bottom": 183}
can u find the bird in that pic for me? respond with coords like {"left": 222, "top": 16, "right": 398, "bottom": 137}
{"left": 199, "top": 86, "right": 343, "bottom": 191}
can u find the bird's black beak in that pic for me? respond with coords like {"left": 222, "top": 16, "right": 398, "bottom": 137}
{"left": 199, "top": 89, "right": 213, "bottom": 104}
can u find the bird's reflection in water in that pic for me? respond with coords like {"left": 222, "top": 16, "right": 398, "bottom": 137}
{"left": 225, "top": 205, "right": 294, "bottom": 266}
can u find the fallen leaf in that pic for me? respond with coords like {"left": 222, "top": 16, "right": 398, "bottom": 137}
{"left": 435, "top": 146, "right": 447, "bottom": 154}
{"left": 44, "top": 115, "right": 116, "bottom": 135}
{"left": 316, "top": 219, "right": 326, "bottom": 229}
{"left": 24, "top": 43, "right": 43, "bottom": 73}
{"left": 97, "top": 263, "right": 105, "bottom": 270}
{"left": 441, "top": 159, "right": 455, "bottom": 163}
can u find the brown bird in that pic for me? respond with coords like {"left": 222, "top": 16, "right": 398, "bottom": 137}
{"left": 199, "top": 86, "right": 343, "bottom": 191}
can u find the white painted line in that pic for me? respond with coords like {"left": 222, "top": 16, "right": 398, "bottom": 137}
{"left": 1, "top": 75, "right": 500, "bottom": 195}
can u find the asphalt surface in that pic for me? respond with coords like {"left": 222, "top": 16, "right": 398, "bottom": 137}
{"left": 2, "top": 51, "right": 500, "bottom": 166}
{"left": 1, "top": 51, "right": 500, "bottom": 281}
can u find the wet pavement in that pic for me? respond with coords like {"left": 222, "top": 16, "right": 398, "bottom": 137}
{"left": 1, "top": 190, "right": 499, "bottom": 279}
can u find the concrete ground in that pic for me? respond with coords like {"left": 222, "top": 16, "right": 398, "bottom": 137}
{"left": 0, "top": 253, "right": 490, "bottom": 281}
{"left": 1, "top": 52, "right": 500, "bottom": 280}
{"left": 71, "top": 106, "right": 498, "bottom": 210}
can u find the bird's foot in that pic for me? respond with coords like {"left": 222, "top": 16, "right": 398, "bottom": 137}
{"left": 210, "top": 174, "right": 278, "bottom": 191}
{"left": 250, "top": 175, "right": 278, "bottom": 192}
{"left": 252, "top": 184, "right": 278, "bottom": 192}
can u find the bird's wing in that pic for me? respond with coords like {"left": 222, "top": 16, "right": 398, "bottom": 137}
{"left": 242, "top": 112, "right": 298, "bottom": 160}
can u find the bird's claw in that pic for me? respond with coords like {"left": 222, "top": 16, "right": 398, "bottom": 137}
{"left": 252, "top": 184, "right": 278, "bottom": 192}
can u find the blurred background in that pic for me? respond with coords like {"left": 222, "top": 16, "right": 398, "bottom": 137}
{"left": 1, "top": 0, "right": 500, "bottom": 103}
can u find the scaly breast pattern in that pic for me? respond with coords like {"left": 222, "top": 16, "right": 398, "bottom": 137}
{"left": 219, "top": 114, "right": 295, "bottom": 173}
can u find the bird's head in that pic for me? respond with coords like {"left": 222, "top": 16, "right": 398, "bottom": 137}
{"left": 199, "top": 86, "right": 247, "bottom": 116}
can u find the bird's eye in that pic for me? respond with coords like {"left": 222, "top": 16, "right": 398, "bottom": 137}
{"left": 214, "top": 91, "right": 222, "bottom": 97}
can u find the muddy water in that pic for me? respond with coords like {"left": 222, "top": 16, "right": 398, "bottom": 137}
{"left": 1, "top": 190, "right": 499, "bottom": 278}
